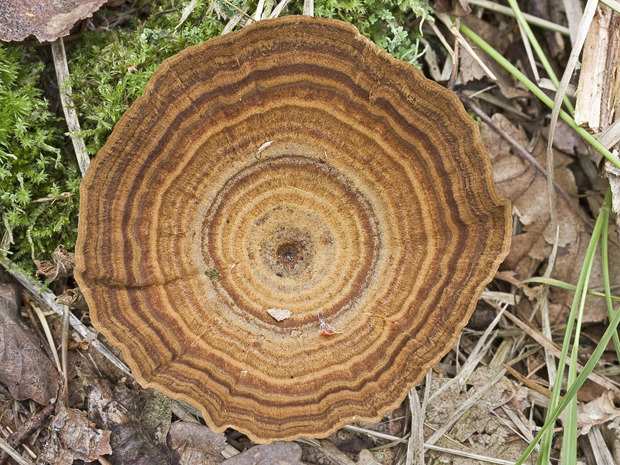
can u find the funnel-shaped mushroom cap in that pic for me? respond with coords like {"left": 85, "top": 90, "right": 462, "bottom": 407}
{"left": 75, "top": 16, "right": 511, "bottom": 443}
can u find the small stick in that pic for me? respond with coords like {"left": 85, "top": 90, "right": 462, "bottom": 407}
{"left": 61, "top": 304, "right": 70, "bottom": 406}
{"left": 0, "top": 404, "right": 54, "bottom": 465}
{"left": 502, "top": 363, "right": 555, "bottom": 400}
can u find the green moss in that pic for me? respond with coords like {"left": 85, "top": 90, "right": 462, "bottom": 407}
{"left": 308, "top": 0, "right": 432, "bottom": 62}
{"left": 68, "top": 0, "right": 224, "bottom": 155}
{"left": 0, "top": 44, "right": 81, "bottom": 274}
{"left": 0, "top": 0, "right": 431, "bottom": 276}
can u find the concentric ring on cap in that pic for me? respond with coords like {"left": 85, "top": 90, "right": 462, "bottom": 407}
{"left": 75, "top": 15, "right": 512, "bottom": 443}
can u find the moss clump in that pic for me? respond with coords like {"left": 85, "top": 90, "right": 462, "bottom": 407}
{"left": 309, "top": 0, "right": 431, "bottom": 62}
{"left": 67, "top": 0, "right": 224, "bottom": 155}
{"left": 0, "top": 44, "right": 81, "bottom": 273}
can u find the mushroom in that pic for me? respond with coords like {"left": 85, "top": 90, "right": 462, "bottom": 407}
{"left": 75, "top": 16, "right": 512, "bottom": 443}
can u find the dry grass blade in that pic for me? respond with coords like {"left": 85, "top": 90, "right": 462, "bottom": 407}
{"left": 61, "top": 304, "right": 70, "bottom": 406}
{"left": 2, "top": 259, "right": 133, "bottom": 377}
{"left": 516, "top": 21, "right": 540, "bottom": 82}
{"left": 253, "top": 0, "right": 265, "bottom": 20}
{"left": 503, "top": 311, "right": 620, "bottom": 391}
{"left": 467, "top": 0, "right": 570, "bottom": 34}
{"left": 175, "top": 0, "right": 198, "bottom": 29}
{"left": 269, "top": 0, "right": 292, "bottom": 18}
{"left": 562, "top": 0, "right": 584, "bottom": 43}
{"left": 342, "top": 425, "right": 408, "bottom": 443}
{"left": 50, "top": 38, "right": 89, "bottom": 177}
{"left": 0, "top": 436, "right": 34, "bottom": 465}
{"left": 587, "top": 425, "right": 616, "bottom": 465}
{"left": 303, "top": 0, "right": 314, "bottom": 16}
{"left": 435, "top": 13, "right": 497, "bottom": 80}
{"left": 31, "top": 303, "right": 61, "bottom": 373}
{"left": 424, "top": 444, "right": 516, "bottom": 465}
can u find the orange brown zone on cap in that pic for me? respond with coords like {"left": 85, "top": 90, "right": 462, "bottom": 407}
{"left": 76, "top": 15, "right": 512, "bottom": 443}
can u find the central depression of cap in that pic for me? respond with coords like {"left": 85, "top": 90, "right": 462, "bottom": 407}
{"left": 75, "top": 16, "right": 512, "bottom": 443}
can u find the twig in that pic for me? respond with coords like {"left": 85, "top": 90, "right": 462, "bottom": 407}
{"left": 502, "top": 363, "right": 554, "bottom": 399}
{"left": 50, "top": 39, "right": 89, "bottom": 177}
{"left": 1, "top": 259, "right": 132, "bottom": 377}
{"left": 0, "top": 403, "right": 54, "bottom": 464}
{"left": 61, "top": 304, "right": 70, "bottom": 406}
{"left": 0, "top": 436, "right": 34, "bottom": 465}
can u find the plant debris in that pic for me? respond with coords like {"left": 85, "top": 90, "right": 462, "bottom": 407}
{"left": 0, "top": 283, "right": 59, "bottom": 404}
{"left": 222, "top": 442, "right": 305, "bottom": 465}
{"left": 34, "top": 245, "right": 75, "bottom": 282}
{"left": 38, "top": 403, "right": 112, "bottom": 465}
{"left": 0, "top": 0, "right": 107, "bottom": 42}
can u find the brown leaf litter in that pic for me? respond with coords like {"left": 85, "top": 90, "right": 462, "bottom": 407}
{"left": 38, "top": 402, "right": 112, "bottom": 465}
{"left": 34, "top": 245, "right": 75, "bottom": 283}
{"left": 482, "top": 113, "right": 620, "bottom": 324}
{"left": 0, "top": 0, "right": 107, "bottom": 42}
{"left": 0, "top": 283, "right": 59, "bottom": 405}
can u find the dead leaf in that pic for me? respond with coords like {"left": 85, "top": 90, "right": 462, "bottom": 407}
{"left": 34, "top": 245, "right": 75, "bottom": 282}
{"left": 167, "top": 422, "right": 227, "bottom": 465}
{"left": 222, "top": 442, "right": 306, "bottom": 465}
{"left": 559, "top": 391, "right": 620, "bottom": 435}
{"left": 459, "top": 16, "right": 530, "bottom": 99}
{"left": 37, "top": 403, "right": 112, "bottom": 465}
{"left": 56, "top": 287, "right": 88, "bottom": 310}
{"left": 0, "top": 0, "right": 108, "bottom": 42}
{"left": 482, "top": 113, "right": 620, "bottom": 323}
{"left": 85, "top": 376, "right": 171, "bottom": 465}
{"left": 542, "top": 119, "right": 588, "bottom": 156}
{"left": 0, "top": 283, "right": 59, "bottom": 405}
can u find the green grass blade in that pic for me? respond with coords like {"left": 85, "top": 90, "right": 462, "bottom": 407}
{"left": 600, "top": 191, "right": 620, "bottom": 361}
{"left": 505, "top": 0, "right": 574, "bottom": 114}
{"left": 459, "top": 23, "right": 620, "bottom": 172}
{"left": 515, "top": 189, "right": 613, "bottom": 465}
